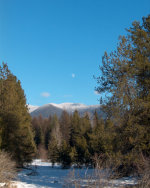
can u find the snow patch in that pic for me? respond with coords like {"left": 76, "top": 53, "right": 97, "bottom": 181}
{"left": 49, "top": 103, "right": 88, "bottom": 110}
{"left": 28, "top": 105, "right": 39, "bottom": 113}
{"left": 31, "top": 159, "right": 60, "bottom": 167}
{"left": 11, "top": 181, "right": 39, "bottom": 188}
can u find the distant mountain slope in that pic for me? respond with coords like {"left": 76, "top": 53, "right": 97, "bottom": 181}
{"left": 29, "top": 103, "right": 102, "bottom": 119}
{"left": 28, "top": 105, "right": 39, "bottom": 113}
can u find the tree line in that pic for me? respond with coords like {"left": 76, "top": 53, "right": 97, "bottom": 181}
{"left": 31, "top": 111, "right": 113, "bottom": 168}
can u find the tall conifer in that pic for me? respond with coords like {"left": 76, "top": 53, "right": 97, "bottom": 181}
{"left": 96, "top": 15, "right": 150, "bottom": 175}
{"left": 0, "top": 63, "right": 36, "bottom": 166}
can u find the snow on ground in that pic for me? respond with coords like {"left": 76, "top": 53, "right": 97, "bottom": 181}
{"left": 10, "top": 181, "right": 38, "bottom": 188}
{"left": 4, "top": 159, "right": 137, "bottom": 188}
{"left": 16, "top": 160, "right": 72, "bottom": 188}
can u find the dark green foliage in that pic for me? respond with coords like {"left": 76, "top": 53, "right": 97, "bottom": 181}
{"left": 47, "top": 115, "right": 62, "bottom": 164}
{"left": 44, "top": 116, "right": 52, "bottom": 149}
{"left": 69, "top": 146, "right": 78, "bottom": 164}
{"left": 43, "top": 110, "right": 115, "bottom": 168}
{"left": 0, "top": 63, "right": 36, "bottom": 166}
{"left": 59, "top": 141, "right": 72, "bottom": 168}
{"left": 69, "top": 112, "right": 91, "bottom": 165}
{"left": 32, "top": 116, "right": 44, "bottom": 146}
{"left": 59, "top": 110, "right": 71, "bottom": 144}
{"left": 46, "top": 111, "right": 94, "bottom": 167}
{"left": 75, "top": 136, "right": 90, "bottom": 165}
{"left": 48, "top": 136, "right": 59, "bottom": 165}
{"left": 69, "top": 110, "right": 81, "bottom": 147}
{"left": 96, "top": 15, "right": 150, "bottom": 175}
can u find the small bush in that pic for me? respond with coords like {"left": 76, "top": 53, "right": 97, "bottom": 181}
{"left": 0, "top": 151, "right": 16, "bottom": 184}
{"left": 135, "top": 153, "right": 150, "bottom": 188}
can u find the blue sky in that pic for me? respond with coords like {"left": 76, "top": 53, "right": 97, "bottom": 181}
{"left": 0, "top": 0, "right": 150, "bottom": 106}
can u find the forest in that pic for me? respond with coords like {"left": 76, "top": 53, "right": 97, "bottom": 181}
{"left": 0, "top": 14, "right": 150, "bottom": 186}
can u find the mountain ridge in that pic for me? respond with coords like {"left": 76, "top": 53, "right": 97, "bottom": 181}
{"left": 28, "top": 103, "right": 102, "bottom": 119}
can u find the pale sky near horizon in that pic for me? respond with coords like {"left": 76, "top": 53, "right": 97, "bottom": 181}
{"left": 0, "top": 0, "right": 150, "bottom": 106}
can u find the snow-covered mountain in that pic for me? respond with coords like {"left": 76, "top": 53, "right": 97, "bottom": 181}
{"left": 28, "top": 105, "right": 39, "bottom": 113}
{"left": 29, "top": 103, "right": 102, "bottom": 119}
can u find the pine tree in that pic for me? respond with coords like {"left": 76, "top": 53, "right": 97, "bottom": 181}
{"left": 48, "top": 114, "right": 61, "bottom": 164}
{"left": 70, "top": 110, "right": 81, "bottom": 147}
{"left": 44, "top": 115, "right": 52, "bottom": 149}
{"left": 127, "top": 16, "right": 150, "bottom": 156}
{"left": 48, "top": 135, "right": 59, "bottom": 166}
{"left": 32, "top": 116, "right": 44, "bottom": 147}
{"left": 59, "top": 140, "right": 72, "bottom": 168}
{"left": 59, "top": 110, "right": 71, "bottom": 144}
{"left": 80, "top": 113, "right": 91, "bottom": 135}
{"left": 89, "top": 115, "right": 106, "bottom": 156}
{"left": 51, "top": 114, "right": 62, "bottom": 147}
{"left": 0, "top": 63, "right": 36, "bottom": 166}
{"left": 95, "top": 15, "right": 150, "bottom": 175}
{"left": 69, "top": 111, "right": 92, "bottom": 165}
{"left": 69, "top": 146, "right": 78, "bottom": 164}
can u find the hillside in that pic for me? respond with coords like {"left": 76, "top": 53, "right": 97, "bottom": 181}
{"left": 28, "top": 103, "right": 102, "bottom": 119}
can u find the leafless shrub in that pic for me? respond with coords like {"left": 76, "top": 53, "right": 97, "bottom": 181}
{"left": 90, "top": 153, "right": 118, "bottom": 187}
{"left": 0, "top": 151, "right": 17, "bottom": 184}
{"left": 64, "top": 169, "right": 83, "bottom": 188}
{"left": 8, "top": 185, "right": 17, "bottom": 188}
{"left": 64, "top": 154, "right": 138, "bottom": 187}
{"left": 1, "top": 182, "right": 17, "bottom": 188}
{"left": 135, "top": 153, "right": 150, "bottom": 188}
{"left": 64, "top": 154, "right": 116, "bottom": 187}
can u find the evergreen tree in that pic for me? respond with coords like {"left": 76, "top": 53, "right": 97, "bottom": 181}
{"left": 48, "top": 135, "right": 59, "bottom": 166}
{"left": 59, "top": 110, "right": 71, "bottom": 144}
{"left": 69, "top": 146, "right": 78, "bottom": 164}
{"left": 69, "top": 111, "right": 91, "bottom": 165}
{"left": 96, "top": 15, "right": 150, "bottom": 175}
{"left": 89, "top": 116, "right": 106, "bottom": 156}
{"left": 59, "top": 140, "right": 72, "bottom": 168}
{"left": 80, "top": 113, "right": 91, "bottom": 136}
{"left": 92, "top": 111, "right": 100, "bottom": 128}
{"left": 70, "top": 110, "right": 81, "bottom": 147}
{"left": 44, "top": 115, "right": 52, "bottom": 149}
{"left": 0, "top": 63, "right": 36, "bottom": 166}
{"left": 32, "top": 116, "right": 44, "bottom": 147}
{"left": 48, "top": 114, "right": 62, "bottom": 164}
{"left": 51, "top": 114, "right": 62, "bottom": 147}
